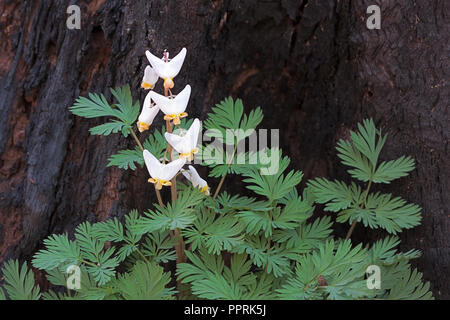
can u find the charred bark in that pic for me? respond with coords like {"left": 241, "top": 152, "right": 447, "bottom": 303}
{"left": 0, "top": 0, "right": 448, "bottom": 298}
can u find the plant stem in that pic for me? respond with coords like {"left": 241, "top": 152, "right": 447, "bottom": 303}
{"left": 129, "top": 128, "right": 144, "bottom": 151}
{"left": 154, "top": 185, "right": 165, "bottom": 207}
{"left": 135, "top": 248, "right": 150, "bottom": 264}
{"left": 165, "top": 120, "right": 179, "bottom": 203}
{"left": 213, "top": 145, "right": 237, "bottom": 199}
{"left": 164, "top": 105, "right": 184, "bottom": 263}
{"left": 345, "top": 221, "right": 358, "bottom": 240}
{"left": 81, "top": 260, "right": 97, "bottom": 267}
{"left": 123, "top": 238, "right": 151, "bottom": 264}
{"left": 345, "top": 180, "right": 373, "bottom": 240}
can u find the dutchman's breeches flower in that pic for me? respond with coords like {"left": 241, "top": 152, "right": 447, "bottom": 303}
{"left": 143, "top": 150, "right": 186, "bottom": 190}
{"left": 146, "top": 48, "right": 187, "bottom": 90}
{"left": 182, "top": 165, "right": 210, "bottom": 195}
{"left": 141, "top": 65, "right": 159, "bottom": 90}
{"left": 150, "top": 84, "right": 191, "bottom": 126}
{"left": 165, "top": 118, "right": 201, "bottom": 161}
{"left": 137, "top": 92, "right": 160, "bottom": 132}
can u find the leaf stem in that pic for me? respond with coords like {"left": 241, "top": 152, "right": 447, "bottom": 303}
{"left": 213, "top": 145, "right": 237, "bottom": 199}
{"left": 129, "top": 128, "right": 144, "bottom": 151}
{"left": 345, "top": 179, "right": 373, "bottom": 240}
{"left": 135, "top": 247, "right": 151, "bottom": 264}
{"left": 123, "top": 238, "right": 151, "bottom": 264}
{"left": 81, "top": 260, "right": 97, "bottom": 267}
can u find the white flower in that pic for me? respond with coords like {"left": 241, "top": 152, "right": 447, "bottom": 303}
{"left": 165, "top": 118, "right": 200, "bottom": 160}
{"left": 146, "top": 48, "right": 187, "bottom": 89}
{"left": 137, "top": 92, "right": 160, "bottom": 132}
{"left": 150, "top": 84, "right": 191, "bottom": 125}
{"left": 143, "top": 150, "right": 186, "bottom": 190}
{"left": 141, "top": 66, "right": 159, "bottom": 90}
{"left": 182, "top": 165, "right": 210, "bottom": 195}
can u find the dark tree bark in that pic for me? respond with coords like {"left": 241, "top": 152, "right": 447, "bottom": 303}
{"left": 0, "top": 0, "right": 448, "bottom": 298}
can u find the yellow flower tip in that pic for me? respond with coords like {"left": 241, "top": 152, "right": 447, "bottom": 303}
{"left": 163, "top": 78, "right": 174, "bottom": 89}
{"left": 179, "top": 148, "right": 199, "bottom": 161}
{"left": 138, "top": 121, "right": 150, "bottom": 132}
{"left": 164, "top": 113, "right": 188, "bottom": 125}
{"left": 201, "top": 185, "right": 210, "bottom": 196}
{"left": 141, "top": 82, "right": 153, "bottom": 90}
{"left": 148, "top": 178, "right": 172, "bottom": 190}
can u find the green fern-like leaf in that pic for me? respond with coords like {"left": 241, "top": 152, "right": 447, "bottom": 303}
{"left": 243, "top": 150, "right": 303, "bottom": 202}
{"left": 107, "top": 147, "right": 143, "bottom": 171}
{"left": 272, "top": 216, "right": 333, "bottom": 250}
{"left": 115, "top": 261, "right": 175, "bottom": 300}
{"left": 277, "top": 239, "right": 367, "bottom": 300}
{"left": 69, "top": 85, "right": 140, "bottom": 138}
{"left": 203, "top": 97, "right": 263, "bottom": 145}
{"left": 337, "top": 192, "right": 422, "bottom": 234}
{"left": 75, "top": 222, "right": 119, "bottom": 285}
{"left": 307, "top": 178, "right": 363, "bottom": 212}
{"left": 1, "top": 260, "right": 41, "bottom": 300}
{"left": 373, "top": 156, "right": 415, "bottom": 183}
{"left": 177, "top": 250, "right": 275, "bottom": 300}
{"left": 0, "top": 288, "right": 6, "bottom": 300}
{"left": 184, "top": 208, "right": 245, "bottom": 254}
{"left": 141, "top": 230, "right": 177, "bottom": 263}
{"left": 133, "top": 188, "right": 206, "bottom": 234}
{"left": 32, "top": 234, "right": 81, "bottom": 271}
{"left": 233, "top": 236, "right": 292, "bottom": 278}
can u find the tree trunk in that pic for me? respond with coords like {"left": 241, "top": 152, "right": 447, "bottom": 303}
{"left": 0, "top": 0, "right": 448, "bottom": 299}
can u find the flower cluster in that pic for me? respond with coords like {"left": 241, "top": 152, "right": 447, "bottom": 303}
{"left": 138, "top": 48, "right": 209, "bottom": 195}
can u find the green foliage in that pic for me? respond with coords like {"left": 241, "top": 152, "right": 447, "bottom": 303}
{"left": 32, "top": 234, "right": 82, "bottom": 271}
{"left": 277, "top": 240, "right": 369, "bottom": 299}
{"left": 177, "top": 250, "right": 276, "bottom": 300}
{"left": 308, "top": 119, "right": 422, "bottom": 235}
{"left": 183, "top": 207, "right": 245, "bottom": 254}
{"left": 133, "top": 188, "right": 206, "bottom": 234}
{"left": 242, "top": 150, "right": 303, "bottom": 202}
{"left": 0, "top": 260, "right": 41, "bottom": 300}
{"left": 114, "top": 261, "right": 175, "bottom": 300}
{"left": 385, "top": 267, "right": 433, "bottom": 300}
{"left": 2, "top": 87, "right": 431, "bottom": 300}
{"left": 107, "top": 147, "right": 143, "bottom": 171}
{"left": 201, "top": 97, "right": 264, "bottom": 178}
{"left": 200, "top": 148, "right": 259, "bottom": 178}
{"left": 203, "top": 97, "right": 263, "bottom": 145}
{"left": 70, "top": 85, "right": 140, "bottom": 138}
{"left": 373, "top": 156, "right": 415, "bottom": 183}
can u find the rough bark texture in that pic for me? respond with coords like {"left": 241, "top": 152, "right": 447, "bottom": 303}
{"left": 0, "top": 0, "right": 448, "bottom": 298}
